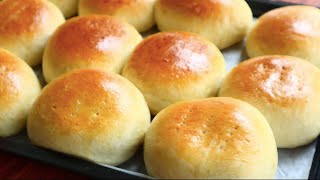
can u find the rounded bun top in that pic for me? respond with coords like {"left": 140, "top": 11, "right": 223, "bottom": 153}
{"left": 124, "top": 31, "right": 222, "bottom": 84}
{"left": 78, "top": 0, "right": 156, "bottom": 32}
{"left": 252, "top": 6, "right": 320, "bottom": 41}
{"left": 246, "top": 5, "right": 320, "bottom": 68}
{"left": 249, "top": 6, "right": 320, "bottom": 46}
{"left": 29, "top": 69, "right": 149, "bottom": 139}
{"left": 220, "top": 55, "right": 320, "bottom": 107}
{"left": 49, "top": 15, "right": 134, "bottom": 61}
{"left": 145, "top": 97, "right": 277, "bottom": 178}
{"left": 157, "top": 0, "right": 230, "bottom": 19}
{"left": 0, "top": 48, "right": 40, "bottom": 107}
{"left": 50, "top": 16, "right": 127, "bottom": 61}
{"left": 155, "top": 0, "right": 252, "bottom": 49}
{"left": 0, "top": 0, "right": 55, "bottom": 36}
{"left": 80, "top": 0, "right": 142, "bottom": 14}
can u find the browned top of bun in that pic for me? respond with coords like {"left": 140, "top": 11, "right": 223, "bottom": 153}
{"left": 0, "top": 0, "right": 49, "bottom": 36}
{"left": 37, "top": 69, "right": 133, "bottom": 137}
{"left": 251, "top": 6, "right": 320, "bottom": 48}
{"left": 157, "top": 0, "right": 230, "bottom": 19}
{"left": 80, "top": 0, "right": 138, "bottom": 13}
{"left": 125, "top": 32, "right": 215, "bottom": 84}
{"left": 152, "top": 98, "right": 259, "bottom": 159}
{"left": 49, "top": 15, "right": 127, "bottom": 61}
{"left": 0, "top": 49, "right": 26, "bottom": 105}
{"left": 224, "top": 55, "right": 318, "bottom": 107}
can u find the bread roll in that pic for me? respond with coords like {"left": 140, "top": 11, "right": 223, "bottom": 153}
{"left": 27, "top": 69, "right": 150, "bottom": 166}
{"left": 122, "top": 32, "right": 225, "bottom": 115}
{"left": 144, "top": 97, "right": 278, "bottom": 179}
{"left": 155, "top": 0, "right": 253, "bottom": 49}
{"left": 78, "top": 0, "right": 156, "bottom": 32}
{"left": 43, "top": 15, "right": 142, "bottom": 83}
{"left": 246, "top": 6, "right": 320, "bottom": 68}
{"left": 219, "top": 55, "right": 320, "bottom": 148}
{"left": 48, "top": 0, "right": 78, "bottom": 18}
{"left": 0, "top": 0, "right": 65, "bottom": 66}
{"left": 0, "top": 48, "right": 41, "bottom": 137}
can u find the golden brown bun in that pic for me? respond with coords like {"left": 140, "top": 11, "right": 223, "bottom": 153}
{"left": 0, "top": 0, "right": 65, "bottom": 66}
{"left": 78, "top": 0, "right": 156, "bottom": 32}
{"left": 27, "top": 69, "right": 150, "bottom": 166}
{"left": 48, "top": 0, "right": 79, "bottom": 18}
{"left": 246, "top": 6, "right": 320, "bottom": 68}
{"left": 144, "top": 97, "right": 278, "bottom": 179}
{"left": 43, "top": 15, "right": 142, "bottom": 83}
{"left": 0, "top": 48, "right": 41, "bottom": 137}
{"left": 122, "top": 32, "right": 225, "bottom": 115}
{"left": 155, "top": 0, "right": 253, "bottom": 49}
{"left": 219, "top": 55, "right": 320, "bottom": 148}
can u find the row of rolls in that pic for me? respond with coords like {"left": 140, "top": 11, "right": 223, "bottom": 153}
{"left": 0, "top": 0, "right": 320, "bottom": 179}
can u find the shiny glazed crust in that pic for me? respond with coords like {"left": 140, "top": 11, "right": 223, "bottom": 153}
{"left": 144, "top": 97, "right": 277, "bottom": 179}
{"left": 155, "top": 0, "right": 253, "bottom": 49}
{"left": 0, "top": 0, "right": 65, "bottom": 66}
{"left": 122, "top": 32, "right": 225, "bottom": 114}
{"left": 27, "top": 69, "right": 150, "bottom": 166}
{"left": 79, "top": 0, "right": 156, "bottom": 32}
{"left": 0, "top": 48, "right": 41, "bottom": 136}
{"left": 219, "top": 55, "right": 320, "bottom": 148}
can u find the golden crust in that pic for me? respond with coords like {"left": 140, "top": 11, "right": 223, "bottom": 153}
{"left": 219, "top": 55, "right": 320, "bottom": 148}
{"left": 155, "top": 0, "right": 253, "bottom": 49}
{"left": 246, "top": 6, "right": 320, "bottom": 68}
{"left": 0, "top": 48, "right": 41, "bottom": 137}
{"left": 221, "top": 56, "right": 312, "bottom": 107}
{"left": 78, "top": 0, "right": 156, "bottom": 32}
{"left": 79, "top": 0, "right": 137, "bottom": 14}
{"left": 158, "top": 0, "right": 228, "bottom": 19}
{"left": 0, "top": 0, "right": 48, "bottom": 36}
{"left": 0, "top": 49, "right": 25, "bottom": 105}
{"left": 144, "top": 97, "right": 277, "bottom": 178}
{"left": 125, "top": 32, "right": 212, "bottom": 83}
{"left": 43, "top": 15, "right": 142, "bottom": 82}
{"left": 28, "top": 69, "right": 150, "bottom": 165}
{"left": 122, "top": 32, "right": 225, "bottom": 114}
{"left": 49, "top": 15, "right": 126, "bottom": 61}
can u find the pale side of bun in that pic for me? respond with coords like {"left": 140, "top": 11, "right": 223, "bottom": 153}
{"left": 155, "top": 0, "right": 253, "bottom": 49}
{"left": 48, "top": 0, "right": 79, "bottom": 18}
{"left": 78, "top": 0, "right": 156, "bottom": 32}
{"left": 43, "top": 15, "right": 142, "bottom": 83}
{"left": 27, "top": 69, "right": 150, "bottom": 166}
{"left": 0, "top": 48, "right": 41, "bottom": 137}
{"left": 246, "top": 6, "right": 320, "bottom": 68}
{"left": 122, "top": 32, "right": 225, "bottom": 115}
{"left": 0, "top": 0, "right": 65, "bottom": 66}
{"left": 144, "top": 97, "right": 277, "bottom": 179}
{"left": 219, "top": 55, "right": 320, "bottom": 148}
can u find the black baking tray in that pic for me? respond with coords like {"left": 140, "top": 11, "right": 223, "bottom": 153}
{"left": 0, "top": 1, "right": 320, "bottom": 179}
{"left": 246, "top": 0, "right": 320, "bottom": 17}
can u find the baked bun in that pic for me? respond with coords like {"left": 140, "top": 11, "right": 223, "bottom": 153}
{"left": 27, "top": 69, "right": 150, "bottom": 166}
{"left": 0, "top": 0, "right": 65, "bottom": 66}
{"left": 0, "top": 48, "right": 41, "bottom": 137}
{"left": 219, "top": 55, "right": 320, "bottom": 148}
{"left": 246, "top": 6, "right": 320, "bottom": 68}
{"left": 122, "top": 32, "right": 225, "bottom": 115}
{"left": 43, "top": 15, "right": 142, "bottom": 83}
{"left": 144, "top": 97, "right": 278, "bottom": 179}
{"left": 78, "top": 0, "right": 156, "bottom": 32}
{"left": 154, "top": 0, "right": 253, "bottom": 49}
{"left": 48, "top": 0, "right": 79, "bottom": 18}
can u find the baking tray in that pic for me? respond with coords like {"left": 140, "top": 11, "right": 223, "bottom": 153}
{"left": 0, "top": 1, "right": 320, "bottom": 179}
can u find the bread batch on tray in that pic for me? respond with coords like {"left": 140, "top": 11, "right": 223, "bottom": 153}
{"left": 0, "top": 0, "right": 319, "bottom": 179}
